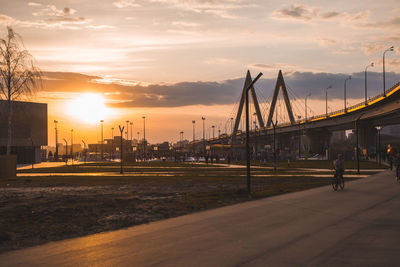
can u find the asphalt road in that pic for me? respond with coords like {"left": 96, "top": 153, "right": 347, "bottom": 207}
{"left": 1, "top": 170, "right": 399, "bottom": 266}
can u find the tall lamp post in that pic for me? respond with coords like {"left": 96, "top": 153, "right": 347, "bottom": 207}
{"left": 365, "top": 62, "right": 374, "bottom": 105}
{"left": 192, "top": 120, "right": 196, "bottom": 156}
{"left": 63, "top": 138, "right": 68, "bottom": 166}
{"left": 100, "top": 120, "right": 104, "bottom": 160}
{"left": 142, "top": 116, "right": 146, "bottom": 159}
{"left": 230, "top": 117, "right": 233, "bottom": 135}
{"left": 125, "top": 120, "right": 129, "bottom": 140}
{"left": 54, "top": 120, "right": 58, "bottom": 160}
{"left": 344, "top": 76, "right": 351, "bottom": 112}
{"left": 111, "top": 127, "right": 114, "bottom": 159}
{"left": 325, "top": 85, "right": 332, "bottom": 117}
{"left": 70, "top": 129, "right": 73, "bottom": 164}
{"left": 305, "top": 93, "right": 311, "bottom": 121}
{"left": 297, "top": 115, "right": 301, "bottom": 159}
{"left": 212, "top": 125, "right": 215, "bottom": 139}
{"left": 383, "top": 46, "right": 394, "bottom": 96}
{"left": 130, "top": 122, "right": 133, "bottom": 141}
{"left": 202, "top": 117, "right": 206, "bottom": 155}
{"left": 376, "top": 126, "right": 382, "bottom": 165}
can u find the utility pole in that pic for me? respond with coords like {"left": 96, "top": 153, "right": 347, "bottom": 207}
{"left": 70, "top": 129, "right": 73, "bottom": 165}
{"left": 192, "top": 120, "right": 196, "bottom": 156}
{"left": 119, "top": 125, "right": 124, "bottom": 174}
{"left": 245, "top": 72, "right": 263, "bottom": 195}
{"left": 100, "top": 120, "right": 104, "bottom": 160}
{"left": 54, "top": 120, "right": 58, "bottom": 161}
{"left": 202, "top": 117, "right": 206, "bottom": 155}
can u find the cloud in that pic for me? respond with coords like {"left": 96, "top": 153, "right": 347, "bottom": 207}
{"left": 271, "top": 4, "right": 369, "bottom": 24}
{"left": 172, "top": 21, "right": 201, "bottom": 27}
{"left": 28, "top": 2, "right": 42, "bottom": 7}
{"left": 316, "top": 38, "right": 336, "bottom": 47}
{"left": 38, "top": 70, "right": 400, "bottom": 109}
{"left": 361, "top": 16, "right": 400, "bottom": 28}
{"left": 117, "top": 0, "right": 254, "bottom": 19}
{"left": 113, "top": 0, "right": 141, "bottom": 8}
{"left": 0, "top": 14, "right": 14, "bottom": 24}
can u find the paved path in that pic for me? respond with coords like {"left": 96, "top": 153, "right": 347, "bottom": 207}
{"left": 1, "top": 171, "right": 399, "bottom": 266}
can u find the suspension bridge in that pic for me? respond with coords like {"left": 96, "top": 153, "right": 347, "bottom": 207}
{"left": 190, "top": 70, "right": 400, "bottom": 159}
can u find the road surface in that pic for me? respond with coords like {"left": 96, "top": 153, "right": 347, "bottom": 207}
{"left": 1, "top": 170, "right": 399, "bottom": 266}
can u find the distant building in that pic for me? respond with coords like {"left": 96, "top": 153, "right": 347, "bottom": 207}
{"left": 0, "top": 100, "right": 47, "bottom": 163}
{"left": 382, "top": 125, "right": 400, "bottom": 137}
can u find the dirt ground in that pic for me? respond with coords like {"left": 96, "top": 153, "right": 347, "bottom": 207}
{"left": 0, "top": 161, "right": 378, "bottom": 253}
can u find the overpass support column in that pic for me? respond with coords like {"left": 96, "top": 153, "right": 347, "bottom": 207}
{"left": 359, "top": 123, "right": 377, "bottom": 159}
{"left": 306, "top": 129, "right": 332, "bottom": 159}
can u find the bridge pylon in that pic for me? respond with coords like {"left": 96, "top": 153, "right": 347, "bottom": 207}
{"left": 232, "top": 70, "right": 265, "bottom": 139}
{"left": 266, "top": 70, "right": 295, "bottom": 127}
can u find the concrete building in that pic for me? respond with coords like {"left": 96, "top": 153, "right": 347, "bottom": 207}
{"left": 0, "top": 100, "right": 47, "bottom": 164}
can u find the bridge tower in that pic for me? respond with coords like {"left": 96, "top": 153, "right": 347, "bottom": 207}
{"left": 266, "top": 70, "right": 295, "bottom": 127}
{"left": 232, "top": 70, "right": 265, "bottom": 138}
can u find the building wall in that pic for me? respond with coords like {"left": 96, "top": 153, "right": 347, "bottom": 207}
{"left": 0, "top": 100, "right": 47, "bottom": 163}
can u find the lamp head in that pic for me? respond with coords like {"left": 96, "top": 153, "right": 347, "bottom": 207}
{"left": 371, "top": 62, "right": 374, "bottom": 67}
{"left": 389, "top": 46, "right": 394, "bottom": 51}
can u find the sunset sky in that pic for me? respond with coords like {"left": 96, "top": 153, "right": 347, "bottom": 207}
{"left": 1, "top": 0, "right": 399, "bottom": 145}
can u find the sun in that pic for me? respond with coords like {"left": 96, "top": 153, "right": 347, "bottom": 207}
{"left": 67, "top": 93, "right": 112, "bottom": 124}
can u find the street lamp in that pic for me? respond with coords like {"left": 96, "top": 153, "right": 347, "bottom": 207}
{"left": 130, "top": 122, "right": 133, "bottom": 141}
{"left": 365, "top": 62, "right": 374, "bottom": 105}
{"left": 54, "top": 120, "right": 58, "bottom": 160}
{"left": 297, "top": 115, "right": 301, "bottom": 159}
{"left": 325, "top": 85, "right": 332, "bottom": 117}
{"left": 100, "top": 120, "right": 104, "bottom": 160}
{"left": 70, "top": 129, "right": 73, "bottom": 164}
{"left": 376, "top": 126, "right": 382, "bottom": 165}
{"left": 383, "top": 46, "right": 394, "bottom": 96}
{"left": 344, "top": 76, "right": 351, "bottom": 112}
{"left": 126, "top": 120, "right": 129, "bottom": 140}
{"left": 63, "top": 138, "right": 68, "bottom": 166}
{"left": 202, "top": 117, "right": 206, "bottom": 155}
{"left": 192, "top": 120, "right": 196, "bottom": 155}
{"left": 180, "top": 131, "right": 184, "bottom": 150}
{"left": 305, "top": 93, "right": 311, "bottom": 121}
{"left": 142, "top": 116, "right": 146, "bottom": 159}
{"left": 230, "top": 117, "right": 233, "bottom": 135}
{"left": 111, "top": 127, "right": 114, "bottom": 159}
{"left": 212, "top": 125, "right": 215, "bottom": 139}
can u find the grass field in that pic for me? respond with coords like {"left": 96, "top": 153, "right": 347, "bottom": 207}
{"left": 0, "top": 160, "right": 383, "bottom": 253}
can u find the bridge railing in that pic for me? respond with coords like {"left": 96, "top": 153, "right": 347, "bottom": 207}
{"left": 303, "top": 81, "right": 400, "bottom": 123}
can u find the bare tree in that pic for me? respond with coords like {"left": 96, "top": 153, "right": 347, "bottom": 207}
{"left": 0, "top": 27, "right": 42, "bottom": 155}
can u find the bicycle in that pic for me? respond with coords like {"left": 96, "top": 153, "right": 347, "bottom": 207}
{"left": 332, "top": 169, "right": 344, "bottom": 191}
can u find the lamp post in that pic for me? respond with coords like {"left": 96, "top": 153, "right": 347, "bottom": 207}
{"left": 212, "top": 125, "right": 215, "bottom": 139}
{"left": 111, "top": 127, "right": 114, "bottom": 159}
{"left": 70, "top": 129, "right": 73, "bottom": 164}
{"left": 383, "top": 46, "right": 394, "bottom": 96}
{"left": 305, "top": 93, "right": 311, "bottom": 121}
{"left": 325, "top": 85, "right": 332, "bottom": 117}
{"left": 63, "top": 138, "right": 68, "bottom": 166}
{"left": 272, "top": 120, "right": 277, "bottom": 171}
{"left": 192, "top": 120, "right": 196, "bottom": 156}
{"left": 125, "top": 120, "right": 129, "bottom": 141}
{"left": 230, "top": 117, "right": 233, "bottom": 135}
{"left": 142, "top": 116, "right": 146, "bottom": 159}
{"left": 297, "top": 115, "right": 301, "bottom": 159}
{"left": 376, "top": 126, "right": 382, "bottom": 165}
{"left": 202, "top": 117, "right": 206, "bottom": 155}
{"left": 344, "top": 76, "right": 351, "bottom": 112}
{"left": 82, "top": 140, "right": 86, "bottom": 162}
{"left": 100, "top": 120, "right": 104, "bottom": 160}
{"left": 365, "top": 62, "right": 374, "bottom": 105}
{"left": 54, "top": 120, "right": 58, "bottom": 160}
{"left": 118, "top": 125, "right": 124, "bottom": 174}
{"left": 129, "top": 122, "right": 133, "bottom": 142}
{"left": 180, "top": 131, "right": 184, "bottom": 150}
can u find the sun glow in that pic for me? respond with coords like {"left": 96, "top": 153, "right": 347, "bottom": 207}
{"left": 67, "top": 93, "right": 112, "bottom": 124}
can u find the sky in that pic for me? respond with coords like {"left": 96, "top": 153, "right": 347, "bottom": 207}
{"left": 0, "top": 0, "right": 399, "bottom": 145}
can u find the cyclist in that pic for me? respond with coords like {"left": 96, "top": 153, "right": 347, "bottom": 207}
{"left": 333, "top": 154, "right": 344, "bottom": 179}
